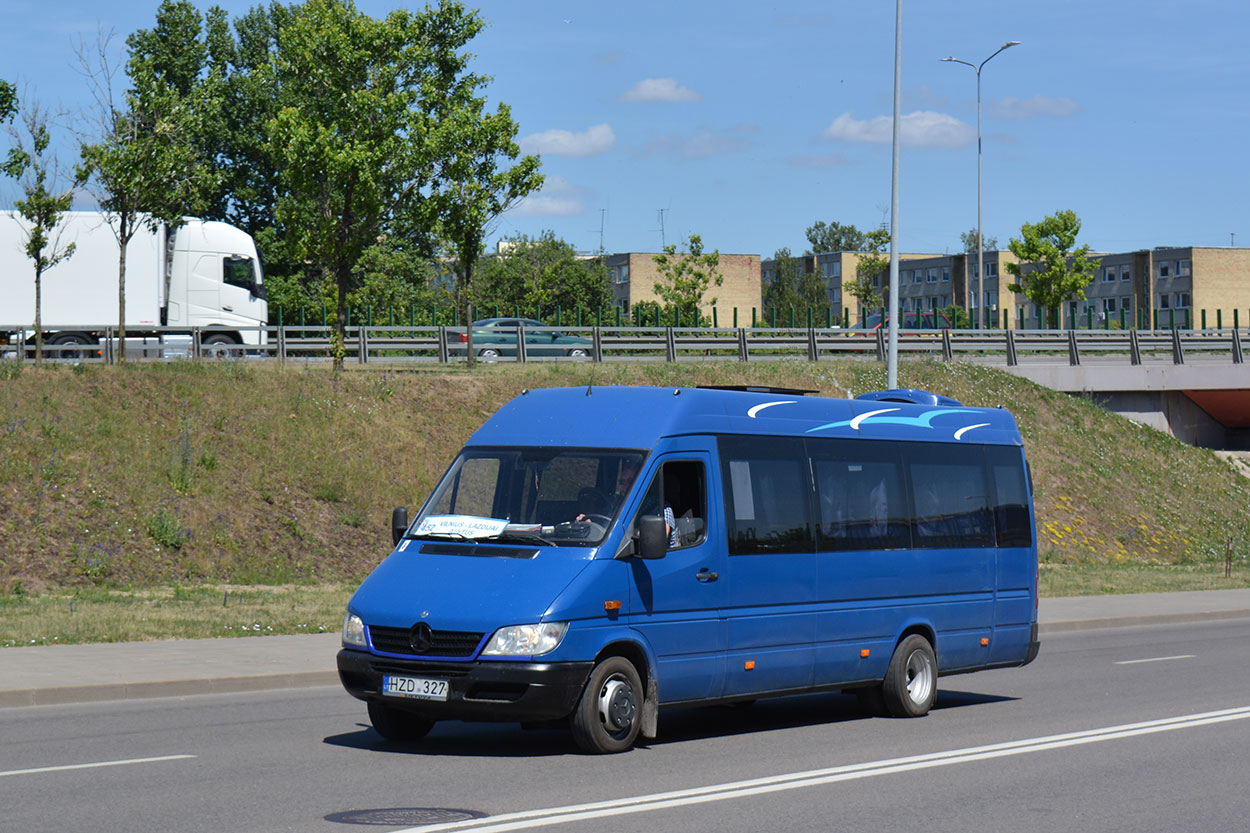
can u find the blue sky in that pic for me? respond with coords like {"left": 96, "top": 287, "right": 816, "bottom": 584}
{"left": 3, "top": 0, "right": 1248, "bottom": 258}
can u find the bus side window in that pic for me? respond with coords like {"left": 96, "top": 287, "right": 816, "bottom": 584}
{"left": 810, "top": 438, "right": 909, "bottom": 552}
{"left": 987, "top": 446, "right": 1033, "bottom": 547}
{"left": 633, "top": 460, "right": 707, "bottom": 550}
{"left": 719, "top": 436, "right": 813, "bottom": 555}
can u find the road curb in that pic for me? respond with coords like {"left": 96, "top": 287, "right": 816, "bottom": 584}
{"left": 0, "top": 670, "right": 340, "bottom": 709}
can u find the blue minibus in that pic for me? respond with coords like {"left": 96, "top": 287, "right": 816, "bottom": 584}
{"left": 337, "top": 385, "right": 1039, "bottom": 753}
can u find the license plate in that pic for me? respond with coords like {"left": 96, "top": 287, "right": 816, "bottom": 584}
{"left": 382, "top": 674, "right": 449, "bottom": 701}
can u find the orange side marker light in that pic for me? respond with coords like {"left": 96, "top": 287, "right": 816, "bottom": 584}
{"left": 604, "top": 600, "right": 621, "bottom": 612}
{"left": 860, "top": 649, "right": 870, "bottom": 658}
{"left": 981, "top": 638, "right": 990, "bottom": 647}
{"left": 744, "top": 660, "right": 756, "bottom": 670}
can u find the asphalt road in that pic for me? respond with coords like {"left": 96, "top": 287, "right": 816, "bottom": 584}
{"left": 4, "top": 617, "right": 1249, "bottom": 833}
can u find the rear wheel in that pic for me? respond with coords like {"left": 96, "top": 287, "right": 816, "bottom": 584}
{"left": 570, "top": 657, "right": 642, "bottom": 753}
{"left": 478, "top": 347, "right": 501, "bottom": 360}
{"left": 48, "top": 333, "right": 97, "bottom": 360}
{"left": 881, "top": 634, "right": 937, "bottom": 717}
{"left": 567, "top": 347, "right": 590, "bottom": 358}
{"left": 367, "top": 701, "right": 435, "bottom": 742}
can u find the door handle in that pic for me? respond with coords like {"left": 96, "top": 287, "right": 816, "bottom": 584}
{"left": 222, "top": 305, "right": 234, "bottom": 312}
{"left": 696, "top": 570, "right": 718, "bottom": 582}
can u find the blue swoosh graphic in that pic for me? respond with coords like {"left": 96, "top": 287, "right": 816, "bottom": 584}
{"left": 806, "top": 408, "right": 981, "bottom": 433}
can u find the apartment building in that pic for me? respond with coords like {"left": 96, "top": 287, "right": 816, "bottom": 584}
{"left": 605, "top": 251, "right": 761, "bottom": 324}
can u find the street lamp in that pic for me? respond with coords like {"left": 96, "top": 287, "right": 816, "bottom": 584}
{"left": 942, "top": 40, "right": 1019, "bottom": 329}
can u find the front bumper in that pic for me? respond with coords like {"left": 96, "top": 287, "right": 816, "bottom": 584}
{"left": 337, "top": 648, "right": 593, "bottom": 723}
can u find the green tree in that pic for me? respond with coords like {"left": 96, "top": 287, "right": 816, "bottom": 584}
{"left": 844, "top": 228, "right": 890, "bottom": 314}
{"left": 1005, "top": 209, "right": 1101, "bottom": 328}
{"left": 762, "top": 247, "right": 801, "bottom": 313}
{"left": 960, "top": 228, "right": 998, "bottom": 253}
{"left": 3, "top": 98, "right": 83, "bottom": 365}
{"left": 77, "top": 29, "right": 215, "bottom": 358}
{"left": 805, "top": 220, "right": 866, "bottom": 255}
{"left": 474, "top": 231, "right": 610, "bottom": 317}
{"left": 652, "top": 233, "right": 722, "bottom": 325}
{"left": 0, "top": 79, "right": 15, "bottom": 123}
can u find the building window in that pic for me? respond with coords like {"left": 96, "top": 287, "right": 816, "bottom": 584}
{"left": 1160, "top": 294, "right": 1170, "bottom": 309}
{"left": 1121, "top": 296, "right": 1131, "bottom": 312}
{"left": 1159, "top": 263, "right": 1170, "bottom": 279}
{"left": 986, "top": 262, "right": 998, "bottom": 277}
{"left": 1179, "top": 259, "right": 1191, "bottom": 276}
{"left": 614, "top": 265, "right": 630, "bottom": 285}
{"left": 941, "top": 266, "right": 950, "bottom": 282}
{"left": 1176, "top": 292, "right": 1190, "bottom": 308}
{"left": 1103, "top": 297, "right": 1117, "bottom": 313}
{"left": 1103, "top": 267, "right": 1116, "bottom": 282}
{"left": 1120, "top": 266, "right": 1131, "bottom": 281}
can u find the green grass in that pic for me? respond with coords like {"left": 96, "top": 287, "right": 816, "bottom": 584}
{"left": 2, "top": 358, "right": 1249, "bottom": 645}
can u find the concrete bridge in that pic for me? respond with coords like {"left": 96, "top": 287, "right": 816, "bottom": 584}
{"left": 1003, "top": 361, "right": 1250, "bottom": 450}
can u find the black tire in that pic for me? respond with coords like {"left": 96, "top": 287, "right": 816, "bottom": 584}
{"left": 881, "top": 634, "right": 937, "bottom": 717}
{"left": 570, "top": 657, "right": 642, "bottom": 754}
{"left": 202, "top": 333, "right": 237, "bottom": 358}
{"left": 49, "top": 333, "right": 97, "bottom": 361}
{"left": 367, "top": 701, "right": 435, "bottom": 742}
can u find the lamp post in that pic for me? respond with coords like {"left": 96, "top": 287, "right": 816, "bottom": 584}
{"left": 942, "top": 41, "right": 1019, "bottom": 329}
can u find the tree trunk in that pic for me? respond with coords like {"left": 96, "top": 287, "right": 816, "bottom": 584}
{"left": 34, "top": 268, "right": 43, "bottom": 367}
{"left": 463, "top": 254, "right": 475, "bottom": 369}
{"left": 334, "top": 266, "right": 349, "bottom": 372}
{"left": 117, "top": 237, "right": 128, "bottom": 364}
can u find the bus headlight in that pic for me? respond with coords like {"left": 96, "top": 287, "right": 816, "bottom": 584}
{"left": 342, "top": 611, "right": 366, "bottom": 647}
{"left": 481, "top": 622, "right": 568, "bottom": 657}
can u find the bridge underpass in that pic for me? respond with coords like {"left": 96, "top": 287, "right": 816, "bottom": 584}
{"left": 1002, "top": 363, "right": 1250, "bottom": 453}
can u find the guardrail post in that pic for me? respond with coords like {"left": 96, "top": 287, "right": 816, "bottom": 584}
{"left": 1005, "top": 329, "right": 1018, "bottom": 366}
{"left": 189, "top": 328, "right": 199, "bottom": 362}
{"left": 806, "top": 328, "right": 817, "bottom": 361}
{"left": 277, "top": 327, "right": 286, "bottom": 364}
{"left": 437, "top": 326, "right": 448, "bottom": 363}
{"left": 517, "top": 324, "right": 528, "bottom": 363}
{"left": 1171, "top": 328, "right": 1185, "bottom": 365}
{"left": 1129, "top": 328, "right": 1142, "bottom": 365}
{"left": 1233, "top": 327, "right": 1244, "bottom": 364}
{"left": 1067, "top": 329, "right": 1081, "bottom": 366}
{"left": 874, "top": 327, "right": 886, "bottom": 362}
{"left": 941, "top": 328, "right": 953, "bottom": 361}
{"left": 737, "top": 327, "right": 749, "bottom": 362}
{"left": 592, "top": 327, "right": 603, "bottom": 362}
{"left": 665, "top": 327, "right": 676, "bottom": 363}
{"left": 357, "top": 327, "right": 367, "bottom": 363}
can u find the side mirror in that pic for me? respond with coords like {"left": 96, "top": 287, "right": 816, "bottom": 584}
{"left": 637, "top": 514, "right": 668, "bottom": 559}
{"left": 391, "top": 506, "right": 409, "bottom": 546}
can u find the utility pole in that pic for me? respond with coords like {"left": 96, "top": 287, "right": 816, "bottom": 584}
{"left": 656, "top": 208, "right": 667, "bottom": 249}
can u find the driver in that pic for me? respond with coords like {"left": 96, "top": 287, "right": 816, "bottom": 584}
{"left": 575, "top": 461, "right": 639, "bottom": 522}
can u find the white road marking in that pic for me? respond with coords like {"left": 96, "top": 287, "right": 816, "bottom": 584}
{"left": 399, "top": 707, "right": 1250, "bottom": 833}
{"left": 1115, "top": 655, "right": 1196, "bottom": 665}
{"left": 0, "top": 754, "right": 195, "bottom": 778}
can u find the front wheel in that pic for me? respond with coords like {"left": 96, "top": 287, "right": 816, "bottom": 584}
{"left": 367, "top": 701, "right": 435, "bottom": 742}
{"left": 881, "top": 634, "right": 937, "bottom": 717}
{"left": 478, "top": 347, "right": 501, "bottom": 359}
{"left": 567, "top": 348, "right": 590, "bottom": 358}
{"left": 570, "top": 657, "right": 642, "bottom": 753}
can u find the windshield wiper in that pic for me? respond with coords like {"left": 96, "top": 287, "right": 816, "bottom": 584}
{"left": 488, "top": 531, "right": 557, "bottom": 546}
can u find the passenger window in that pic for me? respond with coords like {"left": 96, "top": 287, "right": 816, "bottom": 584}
{"left": 632, "top": 460, "right": 706, "bottom": 550}
{"left": 810, "top": 438, "right": 910, "bottom": 551}
{"left": 719, "top": 436, "right": 813, "bottom": 555}
{"left": 908, "top": 443, "right": 993, "bottom": 549}
{"left": 987, "top": 446, "right": 1033, "bottom": 547}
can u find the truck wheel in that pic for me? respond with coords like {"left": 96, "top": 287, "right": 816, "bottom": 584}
{"left": 881, "top": 634, "right": 937, "bottom": 717}
{"left": 202, "top": 334, "right": 236, "bottom": 358}
{"left": 570, "top": 657, "right": 642, "bottom": 753}
{"left": 49, "top": 333, "right": 97, "bottom": 360}
{"left": 367, "top": 701, "right": 434, "bottom": 742}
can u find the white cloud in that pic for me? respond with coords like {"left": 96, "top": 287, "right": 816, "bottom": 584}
{"left": 635, "top": 125, "right": 756, "bottom": 160}
{"left": 511, "top": 176, "right": 588, "bottom": 218}
{"left": 990, "top": 95, "right": 1081, "bottom": 120}
{"left": 519, "top": 123, "right": 615, "bottom": 157}
{"left": 621, "top": 78, "right": 700, "bottom": 103}
{"left": 822, "top": 111, "right": 975, "bottom": 150}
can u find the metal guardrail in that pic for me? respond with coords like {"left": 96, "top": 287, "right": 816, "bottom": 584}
{"left": 3, "top": 324, "right": 1247, "bottom": 366}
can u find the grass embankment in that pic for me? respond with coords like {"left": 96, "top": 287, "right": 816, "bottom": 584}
{"left": 2, "top": 358, "right": 1249, "bottom": 646}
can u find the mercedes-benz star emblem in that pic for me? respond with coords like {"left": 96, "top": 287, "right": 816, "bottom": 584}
{"left": 408, "top": 622, "right": 434, "bottom": 654}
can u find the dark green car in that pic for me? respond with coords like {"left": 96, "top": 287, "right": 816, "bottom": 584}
{"left": 457, "top": 318, "right": 594, "bottom": 359}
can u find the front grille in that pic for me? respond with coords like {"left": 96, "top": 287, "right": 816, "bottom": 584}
{"left": 368, "top": 625, "right": 484, "bottom": 658}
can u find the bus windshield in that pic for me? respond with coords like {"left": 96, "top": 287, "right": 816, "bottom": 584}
{"left": 410, "top": 447, "right": 646, "bottom": 546}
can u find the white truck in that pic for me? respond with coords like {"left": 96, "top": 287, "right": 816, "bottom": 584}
{"left": 1, "top": 211, "right": 267, "bottom": 357}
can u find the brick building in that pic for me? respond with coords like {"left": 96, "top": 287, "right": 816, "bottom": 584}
{"left": 605, "top": 251, "right": 761, "bottom": 325}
